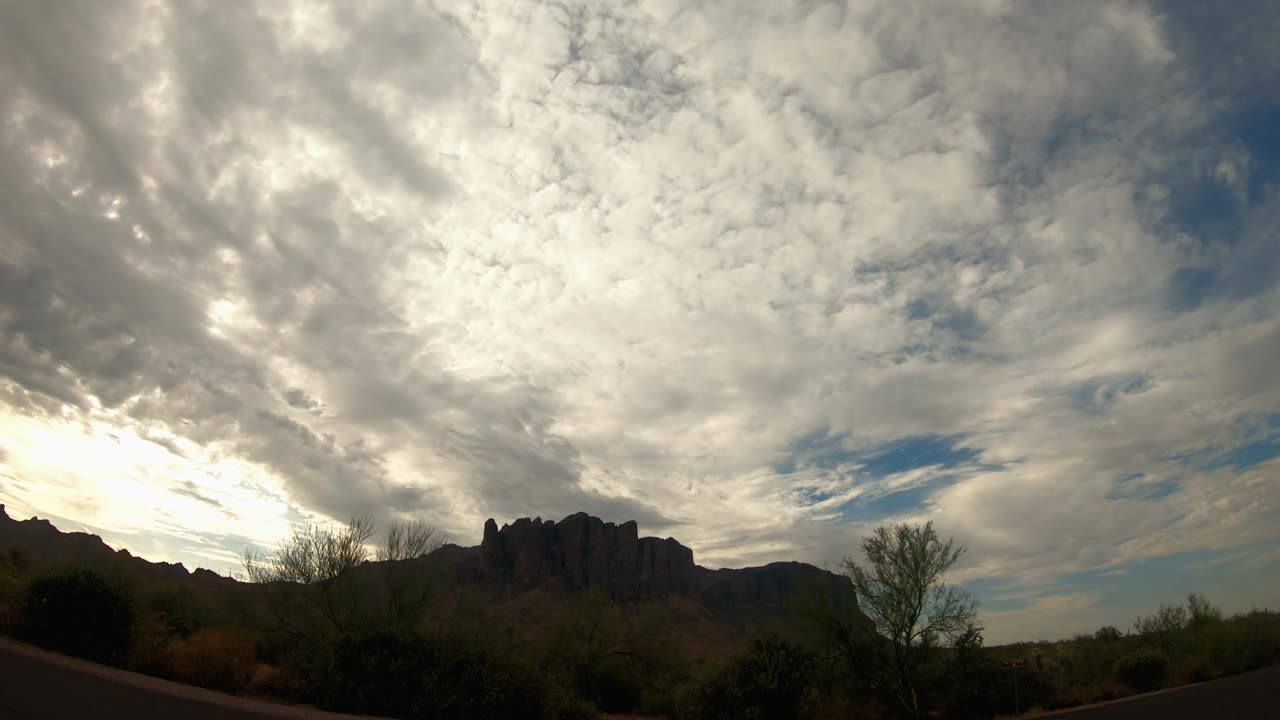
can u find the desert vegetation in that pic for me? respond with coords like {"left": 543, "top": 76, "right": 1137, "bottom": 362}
{"left": 1, "top": 513, "right": 1277, "bottom": 720}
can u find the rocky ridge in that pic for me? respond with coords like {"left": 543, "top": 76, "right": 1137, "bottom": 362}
{"left": 479, "top": 512, "right": 853, "bottom": 609}
{"left": 2, "top": 503, "right": 853, "bottom": 614}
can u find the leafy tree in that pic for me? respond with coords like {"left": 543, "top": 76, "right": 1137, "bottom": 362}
{"left": 15, "top": 568, "right": 136, "bottom": 665}
{"left": 837, "top": 521, "right": 978, "bottom": 718}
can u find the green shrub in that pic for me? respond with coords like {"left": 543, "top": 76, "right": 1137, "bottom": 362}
{"left": 544, "top": 684, "right": 601, "bottom": 720}
{"left": 1094, "top": 626, "right": 1122, "bottom": 642}
{"left": 995, "top": 664, "right": 1055, "bottom": 716}
{"left": 6, "top": 547, "right": 31, "bottom": 572}
{"left": 942, "top": 627, "right": 1000, "bottom": 719}
{"left": 678, "top": 635, "right": 816, "bottom": 720}
{"left": 1172, "top": 653, "right": 1217, "bottom": 685}
{"left": 1114, "top": 650, "right": 1167, "bottom": 693}
{"left": 144, "top": 585, "right": 217, "bottom": 638}
{"left": 301, "top": 629, "right": 551, "bottom": 720}
{"left": 14, "top": 568, "right": 136, "bottom": 665}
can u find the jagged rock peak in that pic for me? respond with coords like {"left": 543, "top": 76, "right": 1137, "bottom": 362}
{"left": 480, "top": 512, "right": 695, "bottom": 600}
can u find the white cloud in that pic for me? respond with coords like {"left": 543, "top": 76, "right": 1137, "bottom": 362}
{"left": 1, "top": 0, "right": 1277, "bottom": 640}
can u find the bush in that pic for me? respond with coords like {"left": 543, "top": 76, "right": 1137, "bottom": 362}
{"left": 1114, "top": 650, "right": 1167, "bottom": 693}
{"left": 14, "top": 568, "right": 136, "bottom": 665}
{"left": 996, "top": 664, "right": 1055, "bottom": 716}
{"left": 1172, "top": 653, "right": 1217, "bottom": 685}
{"left": 144, "top": 585, "right": 218, "bottom": 638}
{"left": 247, "top": 662, "right": 301, "bottom": 698}
{"left": 678, "top": 635, "right": 816, "bottom": 720}
{"left": 942, "top": 627, "right": 1000, "bottom": 720}
{"left": 301, "top": 629, "right": 551, "bottom": 720}
{"left": 1094, "top": 626, "right": 1122, "bottom": 642}
{"left": 168, "top": 626, "right": 257, "bottom": 692}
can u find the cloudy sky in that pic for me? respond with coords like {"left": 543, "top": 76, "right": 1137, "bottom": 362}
{"left": 2, "top": 0, "right": 1278, "bottom": 642}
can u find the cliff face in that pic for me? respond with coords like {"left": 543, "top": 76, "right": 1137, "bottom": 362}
{"left": 480, "top": 512, "right": 697, "bottom": 600}
{"left": 478, "top": 512, "right": 854, "bottom": 611}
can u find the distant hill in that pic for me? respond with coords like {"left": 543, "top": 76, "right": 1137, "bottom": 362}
{"left": 0, "top": 504, "right": 858, "bottom": 658}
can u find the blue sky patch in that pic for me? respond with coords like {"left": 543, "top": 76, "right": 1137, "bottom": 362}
{"left": 1234, "top": 102, "right": 1280, "bottom": 203}
{"left": 780, "top": 432, "right": 983, "bottom": 519}
{"left": 1167, "top": 178, "right": 1238, "bottom": 245}
{"left": 1195, "top": 412, "right": 1280, "bottom": 472}
{"left": 775, "top": 430, "right": 980, "bottom": 477}
{"left": 773, "top": 427, "right": 848, "bottom": 475}
{"left": 1166, "top": 266, "right": 1219, "bottom": 312}
{"left": 967, "top": 545, "right": 1280, "bottom": 638}
{"left": 857, "top": 434, "right": 979, "bottom": 476}
{"left": 1202, "top": 440, "right": 1280, "bottom": 472}
{"left": 1071, "top": 374, "right": 1153, "bottom": 414}
{"left": 1106, "top": 472, "right": 1181, "bottom": 501}
{"left": 832, "top": 482, "right": 947, "bottom": 522}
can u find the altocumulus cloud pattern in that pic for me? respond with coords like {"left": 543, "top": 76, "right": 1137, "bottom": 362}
{"left": 0, "top": 0, "right": 1277, "bottom": 641}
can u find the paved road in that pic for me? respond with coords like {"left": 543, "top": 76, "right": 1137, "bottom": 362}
{"left": 1034, "top": 664, "right": 1280, "bottom": 720}
{"left": 2, "top": 634, "right": 1277, "bottom": 720}
{"left": 0, "top": 637, "right": 382, "bottom": 720}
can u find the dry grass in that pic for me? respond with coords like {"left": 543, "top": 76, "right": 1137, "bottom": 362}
{"left": 167, "top": 626, "right": 257, "bottom": 692}
{"left": 246, "top": 662, "right": 300, "bottom": 698}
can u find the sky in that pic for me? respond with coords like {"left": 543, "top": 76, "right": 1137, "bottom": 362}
{"left": 1, "top": 0, "right": 1278, "bottom": 644}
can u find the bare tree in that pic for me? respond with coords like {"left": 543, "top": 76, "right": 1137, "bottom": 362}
{"left": 1134, "top": 602, "right": 1188, "bottom": 651}
{"left": 242, "top": 516, "right": 376, "bottom": 640}
{"left": 1186, "top": 592, "right": 1222, "bottom": 627}
{"left": 839, "top": 521, "right": 978, "bottom": 719}
{"left": 242, "top": 515, "right": 444, "bottom": 641}
{"left": 375, "top": 518, "right": 445, "bottom": 625}
{"left": 377, "top": 518, "right": 442, "bottom": 562}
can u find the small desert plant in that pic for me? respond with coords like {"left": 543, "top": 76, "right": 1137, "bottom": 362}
{"left": 14, "top": 567, "right": 136, "bottom": 665}
{"left": 1114, "top": 649, "right": 1167, "bottom": 693}
{"left": 168, "top": 626, "right": 257, "bottom": 692}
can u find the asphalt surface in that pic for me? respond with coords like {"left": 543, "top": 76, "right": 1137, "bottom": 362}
{"left": 1033, "top": 664, "right": 1280, "bottom": 720}
{"left": 0, "top": 637, "right": 381, "bottom": 720}
{"left": 1, "top": 635, "right": 1277, "bottom": 719}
